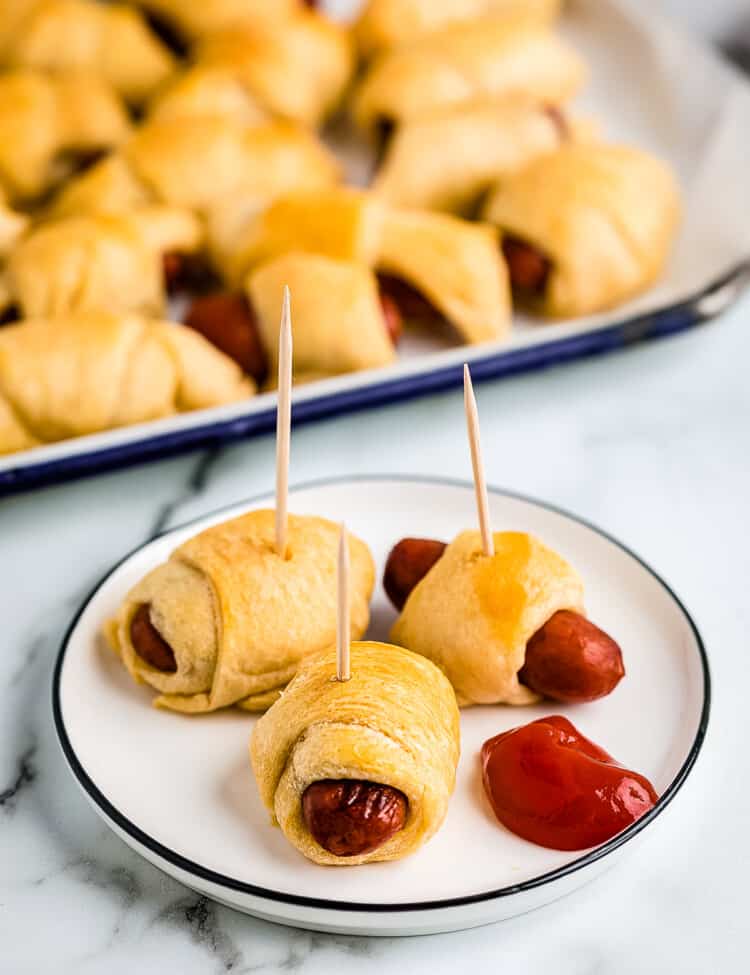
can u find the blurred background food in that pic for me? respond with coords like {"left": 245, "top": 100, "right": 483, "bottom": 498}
{"left": 1, "top": 0, "right": 747, "bottom": 457}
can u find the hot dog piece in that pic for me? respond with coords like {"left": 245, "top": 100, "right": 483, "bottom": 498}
{"left": 184, "top": 291, "right": 268, "bottom": 384}
{"left": 141, "top": 11, "right": 190, "bottom": 58}
{"left": 378, "top": 291, "right": 403, "bottom": 345}
{"left": 519, "top": 610, "right": 625, "bottom": 702}
{"left": 162, "top": 252, "right": 221, "bottom": 296}
{"left": 130, "top": 604, "right": 177, "bottom": 673}
{"left": 383, "top": 537, "right": 447, "bottom": 610}
{"left": 302, "top": 779, "right": 408, "bottom": 857}
{"left": 502, "top": 235, "right": 551, "bottom": 296}
{"left": 544, "top": 104, "right": 569, "bottom": 140}
{"left": 377, "top": 273, "right": 442, "bottom": 327}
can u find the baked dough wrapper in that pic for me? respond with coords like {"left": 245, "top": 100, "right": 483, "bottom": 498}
{"left": 373, "top": 97, "right": 568, "bottom": 214}
{"left": 4, "top": 208, "right": 201, "bottom": 319}
{"left": 47, "top": 116, "right": 341, "bottom": 219}
{"left": 211, "top": 187, "right": 510, "bottom": 345}
{"left": 390, "top": 530, "right": 585, "bottom": 706}
{"left": 106, "top": 511, "right": 375, "bottom": 714}
{"left": 354, "top": 0, "right": 560, "bottom": 58}
{"left": 353, "top": 15, "right": 585, "bottom": 133}
{"left": 483, "top": 143, "right": 681, "bottom": 317}
{"left": 0, "top": 313, "right": 253, "bottom": 454}
{"left": 0, "top": 70, "right": 130, "bottom": 203}
{"left": 0, "top": 0, "right": 176, "bottom": 104}
{"left": 250, "top": 640, "right": 460, "bottom": 865}
{"left": 247, "top": 252, "right": 396, "bottom": 376}
{"left": 192, "top": 10, "right": 354, "bottom": 127}
{"left": 147, "top": 67, "right": 269, "bottom": 126}
{"left": 137, "top": 0, "right": 301, "bottom": 42}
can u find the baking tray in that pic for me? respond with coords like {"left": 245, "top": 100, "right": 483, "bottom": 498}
{"left": 2, "top": 0, "right": 749, "bottom": 495}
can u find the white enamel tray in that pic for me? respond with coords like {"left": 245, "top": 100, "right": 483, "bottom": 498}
{"left": 53, "top": 477, "right": 709, "bottom": 936}
{"left": 4, "top": 0, "right": 750, "bottom": 494}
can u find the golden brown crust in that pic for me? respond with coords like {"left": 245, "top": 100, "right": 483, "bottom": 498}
{"left": 353, "top": 15, "right": 585, "bottom": 133}
{"left": 250, "top": 641, "right": 460, "bottom": 865}
{"left": 0, "top": 0, "right": 176, "bottom": 103}
{"left": 483, "top": 143, "right": 681, "bottom": 316}
{"left": 137, "top": 0, "right": 301, "bottom": 41}
{"left": 106, "top": 512, "right": 375, "bottom": 714}
{"left": 246, "top": 252, "right": 396, "bottom": 375}
{"left": 6, "top": 208, "right": 201, "bottom": 318}
{"left": 0, "top": 70, "right": 130, "bottom": 202}
{"left": 355, "top": 0, "right": 560, "bottom": 57}
{"left": 0, "top": 313, "right": 253, "bottom": 453}
{"left": 0, "top": 188, "right": 28, "bottom": 258}
{"left": 43, "top": 154, "right": 154, "bottom": 220}
{"left": 390, "top": 530, "right": 585, "bottom": 706}
{"left": 377, "top": 207, "right": 510, "bottom": 344}
{"left": 146, "top": 66, "right": 268, "bottom": 125}
{"left": 373, "top": 97, "right": 565, "bottom": 214}
{"left": 210, "top": 187, "right": 382, "bottom": 286}
{"left": 193, "top": 10, "right": 354, "bottom": 127}
{"left": 210, "top": 186, "right": 509, "bottom": 344}
{"left": 123, "top": 116, "right": 341, "bottom": 212}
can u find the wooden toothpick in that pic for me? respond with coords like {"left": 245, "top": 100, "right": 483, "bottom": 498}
{"left": 275, "top": 285, "right": 292, "bottom": 559}
{"left": 336, "top": 522, "right": 351, "bottom": 682}
{"left": 464, "top": 364, "right": 494, "bottom": 558}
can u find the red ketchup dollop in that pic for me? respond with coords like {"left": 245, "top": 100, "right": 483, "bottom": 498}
{"left": 481, "top": 716, "right": 658, "bottom": 851}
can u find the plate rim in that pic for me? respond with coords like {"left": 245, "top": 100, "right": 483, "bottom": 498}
{"left": 52, "top": 474, "right": 711, "bottom": 915}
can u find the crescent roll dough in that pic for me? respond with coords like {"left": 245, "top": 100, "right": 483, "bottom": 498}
{"left": 137, "top": 0, "right": 300, "bottom": 41}
{"left": 147, "top": 66, "right": 268, "bottom": 125}
{"left": 49, "top": 116, "right": 340, "bottom": 217}
{"left": 193, "top": 10, "right": 354, "bottom": 127}
{"left": 210, "top": 186, "right": 383, "bottom": 287}
{"left": 390, "top": 530, "right": 585, "bottom": 706}
{"left": 355, "top": 0, "right": 560, "bottom": 57}
{"left": 250, "top": 641, "right": 460, "bottom": 865}
{"left": 0, "top": 70, "right": 130, "bottom": 202}
{"left": 0, "top": 0, "right": 176, "bottom": 104}
{"left": 377, "top": 207, "right": 510, "bottom": 344}
{"left": 210, "top": 187, "right": 510, "bottom": 344}
{"left": 353, "top": 16, "right": 585, "bottom": 134}
{"left": 373, "top": 98, "right": 567, "bottom": 214}
{"left": 0, "top": 313, "right": 253, "bottom": 454}
{"left": 483, "top": 144, "right": 681, "bottom": 317}
{"left": 247, "top": 252, "right": 396, "bottom": 376}
{"left": 5, "top": 208, "right": 201, "bottom": 319}
{"left": 105, "top": 512, "right": 375, "bottom": 714}
{"left": 0, "top": 189, "right": 28, "bottom": 257}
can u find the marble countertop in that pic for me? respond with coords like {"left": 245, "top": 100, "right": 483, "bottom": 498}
{"left": 2, "top": 285, "right": 748, "bottom": 971}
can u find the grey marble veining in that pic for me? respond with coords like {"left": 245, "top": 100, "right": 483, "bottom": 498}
{"left": 2, "top": 292, "right": 749, "bottom": 971}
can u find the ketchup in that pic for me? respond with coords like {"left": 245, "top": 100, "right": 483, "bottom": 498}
{"left": 481, "top": 716, "right": 658, "bottom": 851}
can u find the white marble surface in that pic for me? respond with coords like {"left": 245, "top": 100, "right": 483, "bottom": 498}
{"left": 2, "top": 287, "right": 748, "bottom": 971}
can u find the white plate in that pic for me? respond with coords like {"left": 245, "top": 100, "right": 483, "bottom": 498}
{"left": 53, "top": 477, "right": 709, "bottom": 936}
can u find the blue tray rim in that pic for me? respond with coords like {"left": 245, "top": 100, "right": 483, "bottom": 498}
{"left": 3, "top": 258, "right": 748, "bottom": 496}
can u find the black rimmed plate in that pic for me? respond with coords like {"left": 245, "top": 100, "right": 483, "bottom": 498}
{"left": 53, "top": 477, "right": 709, "bottom": 935}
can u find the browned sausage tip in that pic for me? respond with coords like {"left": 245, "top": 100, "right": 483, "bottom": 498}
{"left": 184, "top": 291, "right": 268, "bottom": 384}
{"left": 502, "top": 236, "right": 551, "bottom": 296}
{"left": 378, "top": 290, "right": 404, "bottom": 345}
{"left": 130, "top": 604, "right": 177, "bottom": 673}
{"left": 383, "top": 537, "right": 447, "bottom": 610}
{"left": 302, "top": 779, "right": 408, "bottom": 857}
{"left": 519, "top": 610, "right": 625, "bottom": 702}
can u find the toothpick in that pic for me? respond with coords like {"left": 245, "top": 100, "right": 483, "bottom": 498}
{"left": 274, "top": 285, "right": 292, "bottom": 559}
{"left": 336, "top": 522, "right": 351, "bottom": 682}
{"left": 463, "top": 364, "right": 494, "bottom": 558}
